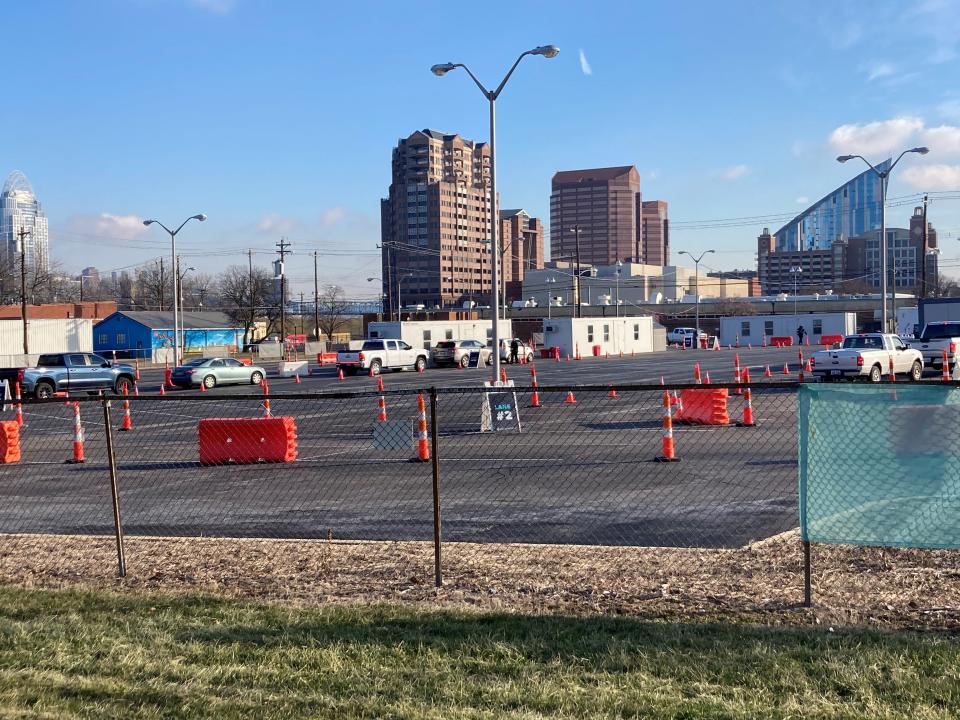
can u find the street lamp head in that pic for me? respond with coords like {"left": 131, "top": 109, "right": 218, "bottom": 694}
{"left": 191, "top": 214, "right": 207, "bottom": 222}
{"left": 430, "top": 63, "right": 457, "bottom": 76}
{"left": 366, "top": 277, "right": 378, "bottom": 282}
{"left": 530, "top": 45, "right": 560, "bottom": 58}
{"left": 143, "top": 219, "right": 155, "bottom": 227}
{"left": 836, "top": 155, "right": 855, "bottom": 163}
{"left": 678, "top": 250, "right": 689, "bottom": 256}
{"left": 706, "top": 249, "right": 716, "bottom": 255}
{"left": 910, "top": 146, "right": 930, "bottom": 155}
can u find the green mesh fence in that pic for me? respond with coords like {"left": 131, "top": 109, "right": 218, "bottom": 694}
{"left": 800, "top": 383, "right": 960, "bottom": 549}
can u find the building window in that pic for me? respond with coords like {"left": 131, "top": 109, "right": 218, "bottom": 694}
{"left": 764, "top": 321, "right": 773, "bottom": 336}
{"left": 603, "top": 325, "right": 610, "bottom": 342}
{"left": 116, "top": 333, "right": 126, "bottom": 345}
{"left": 587, "top": 325, "right": 594, "bottom": 343}
{"left": 633, "top": 324, "right": 640, "bottom": 340}
{"left": 423, "top": 330, "right": 431, "bottom": 347}
{"left": 445, "top": 329, "right": 453, "bottom": 340}
{"left": 98, "top": 333, "right": 108, "bottom": 344}
{"left": 741, "top": 321, "right": 750, "bottom": 337}
{"left": 813, "top": 319, "right": 823, "bottom": 335}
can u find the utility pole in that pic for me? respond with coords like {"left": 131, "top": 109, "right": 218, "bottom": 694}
{"left": 18, "top": 227, "right": 30, "bottom": 355}
{"left": 247, "top": 249, "right": 254, "bottom": 341}
{"left": 921, "top": 194, "right": 929, "bottom": 299}
{"left": 570, "top": 225, "right": 582, "bottom": 319}
{"left": 313, "top": 251, "right": 320, "bottom": 341}
{"left": 275, "top": 237, "right": 292, "bottom": 343}
{"left": 159, "top": 258, "right": 165, "bottom": 311}
{"left": 175, "top": 255, "right": 181, "bottom": 354}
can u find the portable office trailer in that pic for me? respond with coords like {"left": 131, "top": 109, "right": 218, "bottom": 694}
{"left": 541, "top": 316, "right": 656, "bottom": 357}
{"left": 0, "top": 318, "right": 93, "bottom": 367}
{"left": 367, "top": 319, "right": 513, "bottom": 350}
{"left": 719, "top": 312, "right": 856, "bottom": 346}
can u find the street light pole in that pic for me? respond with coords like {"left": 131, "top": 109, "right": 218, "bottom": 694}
{"left": 678, "top": 249, "right": 715, "bottom": 349}
{"left": 143, "top": 214, "right": 207, "bottom": 364}
{"left": 569, "top": 226, "right": 583, "bottom": 319}
{"left": 837, "top": 146, "right": 928, "bottom": 332}
{"left": 431, "top": 44, "right": 559, "bottom": 384}
{"left": 546, "top": 276, "right": 556, "bottom": 319}
{"left": 790, "top": 266, "right": 802, "bottom": 317}
{"left": 17, "top": 227, "right": 31, "bottom": 356}
{"left": 615, "top": 260, "right": 622, "bottom": 318}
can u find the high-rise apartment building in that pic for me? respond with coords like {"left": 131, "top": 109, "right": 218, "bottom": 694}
{"left": 380, "top": 129, "right": 498, "bottom": 311}
{"left": 1, "top": 170, "right": 49, "bottom": 276}
{"left": 774, "top": 160, "right": 887, "bottom": 251}
{"left": 640, "top": 200, "right": 669, "bottom": 266}
{"left": 550, "top": 166, "right": 640, "bottom": 267}
{"left": 499, "top": 209, "right": 544, "bottom": 302}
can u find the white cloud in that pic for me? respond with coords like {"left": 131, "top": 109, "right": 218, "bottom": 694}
{"left": 865, "top": 61, "right": 895, "bottom": 81}
{"left": 901, "top": 164, "right": 960, "bottom": 189}
{"left": 578, "top": 49, "right": 592, "bottom": 76}
{"left": 256, "top": 213, "right": 299, "bottom": 234}
{"left": 721, "top": 164, "right": 750, "bottom": 180}
{"left": 827, "top": 116, "right": 924, "bottom": 156}
{"left": 320, "top": 207, "right": 347, "bottom": 227}
{"left": 922, "top": 125, "right": 960, "bottom": 156}
{"left": 796, "top": 196, "right": 809, "bottom": 205}
{"left": 645, "top": 170, "right": 658, "bottom": 181}
{"left": 188, "top": 0, "right": 235, "bottom": 13}
{"left": 67, "top": 213, "right": 149, "bottom": 241}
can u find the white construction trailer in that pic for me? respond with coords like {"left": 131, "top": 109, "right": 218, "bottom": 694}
{"left": 541, "top": 316, "right": 658, "bottom": 357}
{"left": 367, "top": 319, "right": 513, "bottom": 350}
{"left": 719, "top": 312, "right": 857, "bottom": 346}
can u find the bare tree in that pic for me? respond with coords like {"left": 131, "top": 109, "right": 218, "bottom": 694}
{"left": 316, "top": 284, "right": 352, "bottom": 340}
{"left": 928, "top": 273, "right": 960, "bottom": 298}
{"left": 182, "top": 272, "right": 216, "bottom": 310}
{"left": 217, "top": 265, "right": 276, "bottom": 346}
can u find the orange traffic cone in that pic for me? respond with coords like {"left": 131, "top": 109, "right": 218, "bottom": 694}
{"left": 65, "top": 401, "right": 85, "bottom": 463}
{"left": 783, "top": 363, "right": 791, "bottom": 376}
{"left": 199, "top": 379, "right": 206, "bottom": 392}
{"left": 704, "top": 371, "right": 711, "bottom": 384}
{"left": 655, "top": 391, "right": 680, "bottom": 462}
{"left": 295, "top": 373, "right": 302, "bottom": 384}
{"left": 134, "top": 359, "right": 141, "bottom": 381}
{"left": 338, "top": 368, "right": 344, "bottom": 381}
{"left": 120, "top": 386, "right": 132, "bottom": 431}
{"left": 377, "top": 376, "right": 385, "bottom": 393}
{"left": 413, "top": 392, "right": 430, "bottom": 462}
{"left": 159, "top": 384, "right": 166, "bottom": 396}
{"left": 607, "top": 386, "right": 617, "bottom": 398}
{"left": 262, "top": 380, "right": 272, "bottom": 418}
{"left": 739, "top": 370, "right": 756, "bottom": 427}
{"left": 564, "top": 390, "right": 577, "bottom": 405}
{"left": 764, "top": 365, "right": 772, "bottom": 378}
{"left": 14, "top": 382, "right": 23, "bottom": 427}
{"left": 500, "top": 367, "right": 507, "bottom": 383}
{"left": 530, "top": 378, "right": 541, "bottom": 408}
{"left": 943, "top": 349, "right": 951, "bottom": 382}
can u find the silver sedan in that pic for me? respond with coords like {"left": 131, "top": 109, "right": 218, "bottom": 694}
{"left": 171, "top": 357, "right": 266, "bottom": 389}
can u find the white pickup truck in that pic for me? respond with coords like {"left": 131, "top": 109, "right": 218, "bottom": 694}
{"left": 905, "top": 321, "right": 960, "bottom": 374}
{"left": 337, "top": 339, "right": 429, "bottom": 376}
{"left": 811, "top": 333, "right": 924, "bottom": 382}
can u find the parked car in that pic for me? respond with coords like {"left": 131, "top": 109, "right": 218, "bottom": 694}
{"left": 811, "top": 333, "right": 923, "bottom": 382}
{"left": 495, "top": 338, "right": 535, "bottom": 363}
{"left": 0, "top": 353, "right": 137, "bottom": 399}
{"left": 170, "top": 357, "right": 266, "bottom": 389}
{"left": 667, "top": 327, "right": 707, "bottom": 346}
{"left": 905, "top": 321, "right": 960, "bottom": 373}
{"left": 337, "top": 339, "right": 429, "bottom": 376}
{"left": 431, "top": 339, "right": 492, "bottom": 368}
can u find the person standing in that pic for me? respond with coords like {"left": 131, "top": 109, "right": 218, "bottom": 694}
{"left": 510, "top": 338, "right": 519, "bottom": 364}
{"left": 797, "top": 325, "right": 806, "bottom": 346}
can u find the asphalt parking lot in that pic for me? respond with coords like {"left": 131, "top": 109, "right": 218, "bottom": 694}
{"left": 0, "top": 346, "right": 827, "bottom": 550}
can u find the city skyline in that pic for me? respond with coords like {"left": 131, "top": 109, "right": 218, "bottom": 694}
{"left": 2, "top": 1, "right": 959, "bottom": 298}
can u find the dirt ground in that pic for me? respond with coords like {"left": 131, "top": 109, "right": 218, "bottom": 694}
{"left": 1, "top": 531, "right": 958, "bottom": 630}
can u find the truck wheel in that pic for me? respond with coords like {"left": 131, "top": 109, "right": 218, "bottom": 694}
{"left": 910, "top": 360, "right": 923, "bottom": 382}
{"left": 250, "top": 371, "right": 264, "bottom": 385}
{"left": 34, "top": 381, "right": 54, "bottom": 400}
{"left": 114, "top": 376, "right": 132, "bottom": 395}
{"left": 370, "top": 360, "right": 382, "bottom": 376}
{"left": 414, "top": 356, "right": 427, "bottom": 373}
{"left": 869, "top": 365, "right": 882, "bottom": 383}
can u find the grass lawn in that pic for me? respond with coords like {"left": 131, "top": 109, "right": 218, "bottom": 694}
{"left": 0, "top": 587, "right": 957, "bottom": 719}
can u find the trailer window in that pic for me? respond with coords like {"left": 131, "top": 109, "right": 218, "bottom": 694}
{"left": 813, "top": 319, "right": 823, "bottom": 334}
{"left": 764, "top": 321, "right": 773, "bottom": 336}
{"left": 587, "top": 325, "right": 594, "bottom": 343}
{"left": 603, "top": 325, "right": 610, "bottom": 342}
{"left": 634, "top": 324, "right": 639, "bottom": 340}
{"left": 741, "top": 321, "right": 750, "bottom": 336}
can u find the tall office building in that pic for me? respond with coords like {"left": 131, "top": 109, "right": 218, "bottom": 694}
{"left": 499, "top": 209, "right": 544, "bottom": 302}
{"left": 1, "top": 170, "right": 49, "bottom": 275}
{"left": 550, "top": 166, "right": 640, "bottom": 267}
{"left": 774, "top": 160, "right": 888, "bottom": 251}
{"left": 380, "top": 129, "right": 498, "bottom": 311}
{"left": 640, "top": 200, "right": 669, "bottom": 266}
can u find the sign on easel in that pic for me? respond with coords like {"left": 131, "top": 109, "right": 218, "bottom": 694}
{"left": 0, "top": 380, "right": 9, "bottom": 412}
{"left": 467, "top": 350, "right": 481, "bottom": 368}
{"left": 480, "top": 380, "right": 521, "bottom": 433}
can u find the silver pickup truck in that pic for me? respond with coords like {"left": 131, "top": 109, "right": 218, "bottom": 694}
{"left": 905, "top": 321, "right": 960, "bottom": 373}
{"left": 811, "top": 333, "right": 924, "bottom": 382}
{"left": 6, "top": 352, "right": 137, "bottom": 399}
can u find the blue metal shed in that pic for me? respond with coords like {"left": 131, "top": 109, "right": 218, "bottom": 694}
{"left": 93, "top": 311, "right": 244, "bottom": 360}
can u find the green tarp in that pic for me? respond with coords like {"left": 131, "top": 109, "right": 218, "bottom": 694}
{"left": 800, "top": 384, "right": 960, "bottom": 549}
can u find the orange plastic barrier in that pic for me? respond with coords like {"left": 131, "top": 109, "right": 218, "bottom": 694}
{"left": 676, "top": 388, "right": 730, "bottom": 426}
{"left": 770, "top": 336, "right": 794, "bottom": 347}
{"left": 820, "top": 335, "right": 843, "bottom": 347}
{"left": 198, "top": 417, "right": 298, "bottom": 465}
{"left": 238, "top": 358, "right": 253, "bottom": 366}
{"left": 317, "top": 353, "right": 338, "bottom": 366}
{"left": 0, "top": 420, "right": 20, "bottom": 463}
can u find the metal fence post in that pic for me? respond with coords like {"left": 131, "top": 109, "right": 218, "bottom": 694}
{"left": 802, "top": 539, "right": 812, "bottom": 607}
{"left": 429, "top": 387, "right": 442, "bottom": 588}
{"left": 101, "top": 396, "right": 126, "bottom": 578}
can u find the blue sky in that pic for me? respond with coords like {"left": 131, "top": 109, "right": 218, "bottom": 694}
{"left": 4, "top": 0, "right": 960, "bottom": 296}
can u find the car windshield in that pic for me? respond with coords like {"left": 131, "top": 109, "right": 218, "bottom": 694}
{"left": 921, "top": 323, "right": 960, "bottom": 341}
